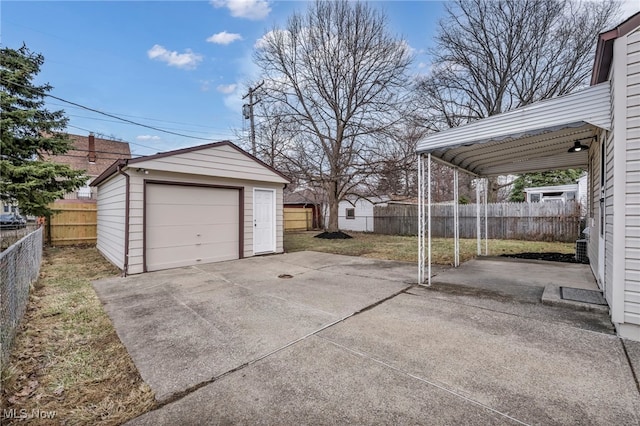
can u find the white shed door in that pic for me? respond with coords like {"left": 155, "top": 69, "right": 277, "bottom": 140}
{"left": 254, "top": 189, "right": 275, "bottom": 254}
{"left": 145, "top": 184, "right": 239, "bottom": 272}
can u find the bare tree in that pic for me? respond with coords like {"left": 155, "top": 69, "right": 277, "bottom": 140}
{"left": 417, "top": 0, "right": 620, "bottom": 200}
{"left": 253, "top": 0, "right": 412, "bottom": 232}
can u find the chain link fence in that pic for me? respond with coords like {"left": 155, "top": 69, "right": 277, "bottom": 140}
{"left": 1, "top": 227, "right": 43, "bottom": 367}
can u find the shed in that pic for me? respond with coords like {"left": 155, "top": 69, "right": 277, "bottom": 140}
{"left": 91, "top": 141, "right": 289, "bottom": 274}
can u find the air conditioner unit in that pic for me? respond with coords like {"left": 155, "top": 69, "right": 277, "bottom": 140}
{"left": 575, "top": 239, "right": 588, "bottom": 263}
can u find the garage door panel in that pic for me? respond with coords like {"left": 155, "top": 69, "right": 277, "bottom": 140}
{"left": 146, "top": 204, "right": 238, "bottom": 226}
{"left": 146, "top": 224, "right": 238, "bottom": 247}
{"left": 150, "top": 186, "right": 238, "bottom": 205}
{"left": 145, "top": 184, "right": 240, "bottom": 272}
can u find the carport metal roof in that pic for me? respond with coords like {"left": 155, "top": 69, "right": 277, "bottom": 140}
{"left": 415, "top": 82, "right": 611, "bottom": 177}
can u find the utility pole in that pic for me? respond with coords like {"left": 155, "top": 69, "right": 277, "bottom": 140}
{"left": 242, "top": 81, "right": 264, "bottom": 157}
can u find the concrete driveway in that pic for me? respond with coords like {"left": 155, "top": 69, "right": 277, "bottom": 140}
{"left": 93, "top": 252, "right": 640, "bottom": 425}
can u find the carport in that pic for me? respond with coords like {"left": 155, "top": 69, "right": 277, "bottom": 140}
{"left": 416, "top": 82, "right": 611, "bottom": 285}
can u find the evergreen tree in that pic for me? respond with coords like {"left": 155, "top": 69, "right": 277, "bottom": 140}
{"left": 1, "top": 45, "right": 86, "bottom": 217}
{"left": 509, "top": 169, "right": 583, "bottom": 202}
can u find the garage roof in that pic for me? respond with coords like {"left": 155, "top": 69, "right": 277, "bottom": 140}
{"left": 415, "top": 82, "right": 611, "bottom": 177}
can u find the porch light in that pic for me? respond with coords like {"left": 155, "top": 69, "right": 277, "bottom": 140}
{"left": 568, "top": 140, "right": 589, "bottom": 153}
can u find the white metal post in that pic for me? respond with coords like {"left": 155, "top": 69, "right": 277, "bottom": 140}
{"left": 454, "top": 168, "right": 459, "bottom": 267}
{"left": 476, "top": 178, "right": 481, "bottom": 256}
{"left": 417, "top": 154, "right": 424, "bottom": 284}
{"left": 427, "top": 153, "right": 432, "bottom": 286}
{"left": 484, "top": 177, "right": 489, "bottom": 255}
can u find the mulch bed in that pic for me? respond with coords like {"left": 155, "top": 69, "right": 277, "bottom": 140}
{"left": 314, "top": 231, "right": 353, "bottom": 239}
{"left": 500, "top": 252, "right": 587, "bottom": 264}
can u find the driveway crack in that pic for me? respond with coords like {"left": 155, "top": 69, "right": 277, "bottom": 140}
{"left": 145, "top": 284, "right": 414, "bottom": 411}
{"left": 316, "top": 334, "right": 531, "bottom": 426}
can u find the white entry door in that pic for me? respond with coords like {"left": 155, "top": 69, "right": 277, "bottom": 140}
{"left": 253, "top": 188, "right": 275, "bottom": 254}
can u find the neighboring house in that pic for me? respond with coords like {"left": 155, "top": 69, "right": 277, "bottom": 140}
{"left": 330, "top": 195, "right": 391, "bottom": 232}
{"left": 0, "top": 201, "right": 20, "bottom": 215}
{"left": 283, "top": 188, "right": 325, "bottom": 229}
{"left": 416, "top": 13, "right": 640, "bottom": 341}
{"left": 44, "top": 133, "right": 131, "bottom": 201}
{"left": 91, "top": 141, "right": 289, "bottom": 275}
{"left": 524, "top": 177, "right": 588, "bottom": 214}
{"left": 524, "top": 184, "right": 578, "bottom": 203}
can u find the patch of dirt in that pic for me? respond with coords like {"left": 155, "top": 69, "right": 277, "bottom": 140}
{"left": 314, "top": 231, "right": 353, "bottom": 239}
{"left": 500, "top": 252, "right": 587, "bottom": 264}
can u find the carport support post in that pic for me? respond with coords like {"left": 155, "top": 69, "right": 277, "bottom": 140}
{"left": 418, "top": 154, "right": 424, "bottom": 284}
{"left": 476, "top": 179, "right": 481, "bottom": 256}
{"left": 417, "top": 153, "right": 432, "bottom": 286}
{"left": 427, "top": 153, "right": 432, "bottom": 286}
{"left": 484, "top": 178, "right": 489, "bottom": 255}
{"left": 454, "top": 168, "right": 460, "bottom": 267}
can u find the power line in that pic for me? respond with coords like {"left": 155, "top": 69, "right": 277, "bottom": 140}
{"left": 50, "top": 102, "right": 231, "bottom": 131}
{"left": 64, "top": 113, "right": 234, "bottom": 136}
{"left": 4, "top": 80, "right": 222, "bottom": 142}
{"left": 65, "top": 124, "right": 158, "bottom": 153}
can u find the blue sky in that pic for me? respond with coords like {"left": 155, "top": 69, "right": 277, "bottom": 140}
{"left": 2, "top": 1, "right": 639, "bottom": 157}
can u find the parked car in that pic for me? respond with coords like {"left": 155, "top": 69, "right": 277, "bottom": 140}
{"left": 0, "top": 214, "right": 27, "bottom": 229}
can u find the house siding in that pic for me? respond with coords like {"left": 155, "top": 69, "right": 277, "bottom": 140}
{"left": 624, "top": 28, "right": 640, "bottom": 329}
{"left": 130, "top": 144, "right": 288, "bottom": 184}
{"left": 605, "top": 125, "right": 615, "bottom": 305}
{"left": 124, "top": 170, "right": 284, "bottom": 275}
{"left": 96, "top": 173, "right": 127, "bottom": 270}
{"left": 587, "top": 134, "right": 602, "bottom": 282}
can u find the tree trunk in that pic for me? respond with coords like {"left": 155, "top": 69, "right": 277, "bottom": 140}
{"left": 326, "top": 185, "right": 339, "bottom": 232}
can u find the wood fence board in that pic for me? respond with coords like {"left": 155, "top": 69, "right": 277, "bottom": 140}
{"left": 47, "top": 202, "right": 97, "bottom": 245}
{"left": 284, "top": 207, "right": 313, "bottom": 231}
{"left": 374, "top": 202, "right": 582, "bottom": 242}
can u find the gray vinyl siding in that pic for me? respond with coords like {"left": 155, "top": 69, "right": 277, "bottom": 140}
{"left": 587, "top": 134, "right": 602, "bottom": 280}
{"left": 96, "top": 174, "right": 126, "bottom": 270}
{"left": 605, "top": 120, "right": 615, "bottom": 304}
{"left": 625, "top": 28, "right": 640, "bottom": 325}
{"left": 125, "top": 170, "right": 284, "bottom": 275}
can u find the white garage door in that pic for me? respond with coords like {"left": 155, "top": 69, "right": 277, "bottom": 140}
{"left": 145, "top": 183, "right": 240, "bottom": 272}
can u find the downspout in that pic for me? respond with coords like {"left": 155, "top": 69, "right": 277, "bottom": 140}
{"left": 117, "top": 163, "right": 130, "bottom": 276}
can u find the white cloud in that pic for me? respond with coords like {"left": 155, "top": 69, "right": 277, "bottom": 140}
{"left": 136, "top": 135, "right": 161, "bottom": 141}
{"left": 211, "top": 0, "right": 271, "bottom": 20}
{"left": 216, "top": 83, "right": 238, "bottom": 94}
{"left": 207, "top": 31, "right": 243, "bottom": 45}
{"left": 147, "top": 44, "right": 203, "bottom": 70}
{"left": 254, "top": 29, "right": 290, "bottom": 50}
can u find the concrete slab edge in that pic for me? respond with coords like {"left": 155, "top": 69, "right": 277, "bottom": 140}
{"left": 541, "top": 284, "right": 610, "bottom": 313}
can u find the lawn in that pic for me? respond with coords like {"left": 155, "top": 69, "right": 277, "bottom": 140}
{"left": 1, "top": 247, "right": 156, "bottom": 425}
{"left": 284, "top": 231, "right": 575, "bottom": 265}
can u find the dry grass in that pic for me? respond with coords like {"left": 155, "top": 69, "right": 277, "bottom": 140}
{"left": 1, "top": 246, "right": 156, "bottom": 425}
{"left": 284, "top": 231, "right": 575, "bottom": 265}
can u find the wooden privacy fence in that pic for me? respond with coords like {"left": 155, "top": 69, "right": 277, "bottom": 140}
{"left": 46, "top": 201, "right": 97, "bottom": 245}
{"left": 284, "top": 207, "right": 313, "bottom": 231}
{"left": 374, "top": 201, "right": 582, "bottom": 242}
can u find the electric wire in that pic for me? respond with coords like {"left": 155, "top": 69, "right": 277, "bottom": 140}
{"left": 3, "top": 80, "right": 228, "bottom": 142}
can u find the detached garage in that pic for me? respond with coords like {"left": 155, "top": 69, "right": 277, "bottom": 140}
{"left": 91, "top": 141, "right": 289, "bottom": 274}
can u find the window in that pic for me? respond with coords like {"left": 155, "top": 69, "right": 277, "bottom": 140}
{"left": 530, "top": 193, "right": 541, "bottom": 203}
{"left": 3, "top": 205, "right": 9, "bottom": 213}
{"left": 345, "top": 208, "right": 355, "bottom": 219}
